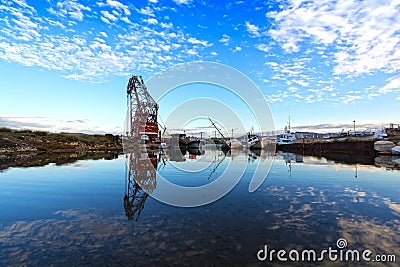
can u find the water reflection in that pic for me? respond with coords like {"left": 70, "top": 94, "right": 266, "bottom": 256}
{"left": 276, "top": 151, "right": 400, "bottom": 172}
{"left": 0, "top": 151, "right": 119, "bottom": 171}
{"left": 375, "top": 156, "right": 400, "bottom": 170}
{"left": 207, "top": 149, "right": 227, "bottom": 180}
{"left": 0, "top": 149, "right": 399, "bottom": 266}
{"left": 122, "top": 148, "right": 399, "bottom": 223}
{"left": 166, "top": 147, "right": 187, "bottom": 162}
{"left": 123, "top": 147, "right": 231, "bottom": 220}
{"left": 124, "top": 150, "right": 159, "bottom": 221}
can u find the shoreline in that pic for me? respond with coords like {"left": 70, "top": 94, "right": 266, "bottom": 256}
{"left": 0, "top": 128, "right": 122, "bottom": 154}
{"left": 0, "top": 150, "right": 122, "bottom": 171}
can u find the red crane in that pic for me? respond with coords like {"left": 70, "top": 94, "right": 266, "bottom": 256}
{"left": 126, "top": 75, "right": 159, "bottom": 144}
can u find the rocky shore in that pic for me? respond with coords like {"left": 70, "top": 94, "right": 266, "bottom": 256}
{"left": 0, "top": 128, "right": 122, "bottom": 154}
{"left": 0, "top": 128, "right": 123, "bottom": 171}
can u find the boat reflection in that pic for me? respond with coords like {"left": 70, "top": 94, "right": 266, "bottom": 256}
{"left": 375, "top": 156, "right": 400, "bottom": 170}
{"left": 186, "top": 147, "right": 205, "bottom": 157}
{"left": 123, "top": 147, "right": 398, "bottom": 222}
{"left": 123, "top": 146, "right": 272, "bottom": 220}
{"left": 166, "top": 147, "right": 187, "bottom": 162}
{"left": 276, "top": 150, "right": 400, "bottom": 172}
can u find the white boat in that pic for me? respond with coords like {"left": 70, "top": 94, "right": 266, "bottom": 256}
{"left": 277, "top": 116, "right": 296, "bottom": 145}
{"left": 277, "top": 133, "right": 296, "bottom": 145}
{"left": 248, "top": 135, "right": 261, "bottom": 149}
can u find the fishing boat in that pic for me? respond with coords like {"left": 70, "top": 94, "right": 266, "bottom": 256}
{"left": 186, "top": 136, "right": 203, "bottom": 149}
{"left": 385, "top": 123, "right": 400, "bottom": 137}
{"left": 248, "top": 134, "right": 262, "bottom": 149}
{"left": 169, "top": 133, "right": 187, "bottom": 148}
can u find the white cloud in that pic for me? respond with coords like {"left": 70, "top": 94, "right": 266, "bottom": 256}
{"left": 188, "top": 37, "right": 210, "bottom": 47}
{"left": 105, "top": 0, "right": 127, "bottom": 10}
{"left": 101, "top": 10, "right": 118, "bottom": 22}
{"left": 97, "top": 0, "right": 130, "bottom": 15}
{"left": 255, "top": 43, "right": 269, "bottom": 53}
{"left": 160, "top": 22, "right": 173, "bottom": 28}
{"left": 10, "top": 0, "right": 34, "bottom": 11}
{"left": 52, "top": 0, "right": 91, "bottom": 21}
{"left": 187, "top": 49, "right": 198, "bottom": 55}
{"left": 138, "top": 6, "right": 155, "bottom": 17}
{"left": 342, "top": 94, "right": 362, "bottom": 104}
{"left": 266, "top": 61, "right": 278, "bottom": 67}
{"left": 100, "top": 16, "right": 110, "bottom": 24}
{"left": 210, "top": 51, "right": 217, "bottom": 56}
{"left": 1, "top": 8, "right": 41, "bottom": 42}
{"left": 219, "top": 34, "right": 230, "bottom": 46}
{"left": 0, "top": 117, "right": 119, "bottom": 134}
{"left": 294, "top": 93, "right": 304, "bottom": 99}
{"left": 44, "top": 18, "right": 67, "bottom": 29}
{"left": 292, "top": 79, "right": 309, "bottom": 87}
{"left": 160, "top": 44, "right": 171, "bottom": 51}
{"left": 265, "top": 91, "right": 289, "bottom": 103}
{"left": 172, "top": 0, "right": 192, "bottom": 5}
{"left": 144, "top": 18, "right": 158, "bottom": 25}
{"left": 0, "top": 0, "right": 213, "bottom": 82}
{"left": 245, "top": 21, "right": 260, "bottom": 37}
{"left": 267, "top": 0, "right": 400, "bottom": 76}
{"left": 157, "top": 55, "right": 172, "bottom": 61}
{"left": 233, "top": 46, "right": 242, "bottom": 52}
{"left": 378, "top": 75, "right": 400, "bottom": 94}
{"left": 149, "top": 0, "right": 158, "bottom": 3}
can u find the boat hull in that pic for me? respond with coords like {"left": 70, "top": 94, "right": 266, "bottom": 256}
{"left": 187, "top": 140, "right": 202, "bottom": 149}
{"left": 386, "top": 128, "right": 400, "bottom": 137}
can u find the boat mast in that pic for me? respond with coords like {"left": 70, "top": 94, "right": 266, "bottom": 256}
{"left": 208, "top": 117, "right": 227, "bottom": 141}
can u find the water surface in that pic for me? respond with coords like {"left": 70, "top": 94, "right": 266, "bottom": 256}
{"left": 0, "top": 150, "right": 399, "bottom": 266}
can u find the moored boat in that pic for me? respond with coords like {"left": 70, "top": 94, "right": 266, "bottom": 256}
{"left": 385, "top": 123, "right": 400, "bottom": 137}
{"left": 277, "top": 133, "right": 296, "bottom": 145}
{"left": 186, "top": 136, "right": 203, "bottom": 149}
{"left": 169, "top": 133, "right": 188, "bottom": 148}
{"left": 248, "top": 134, "right": 262, "bottom": 149}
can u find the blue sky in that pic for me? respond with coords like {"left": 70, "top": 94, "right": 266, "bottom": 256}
{"left": 0, "top": 0, "right": 399, "bottom": 134}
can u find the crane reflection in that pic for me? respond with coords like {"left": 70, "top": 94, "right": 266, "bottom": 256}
{"left": 124, "top": 149, "right": 160, "bottom": 221}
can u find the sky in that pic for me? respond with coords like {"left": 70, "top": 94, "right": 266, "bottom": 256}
{"left": 0, "top": 0, "right": 399, "bottom": 135}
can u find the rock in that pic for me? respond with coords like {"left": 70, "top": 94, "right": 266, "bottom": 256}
{"left": 374, "top": 141, "right": 395, "bottom": 153}
{"left": 391, "top": 146, "right": 400, "bottom": 155}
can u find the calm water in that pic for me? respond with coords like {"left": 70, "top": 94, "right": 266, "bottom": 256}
{"left": 0, "top": 149, "right": 399, "bottom": 266}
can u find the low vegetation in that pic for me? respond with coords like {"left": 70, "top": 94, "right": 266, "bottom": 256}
{"left": 0, "top": 127, "right": 122, "bottom": 153}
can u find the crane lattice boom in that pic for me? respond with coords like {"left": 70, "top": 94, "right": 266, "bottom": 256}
{"left": 127, "top": 75, "right": 159, "bottom": 144}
